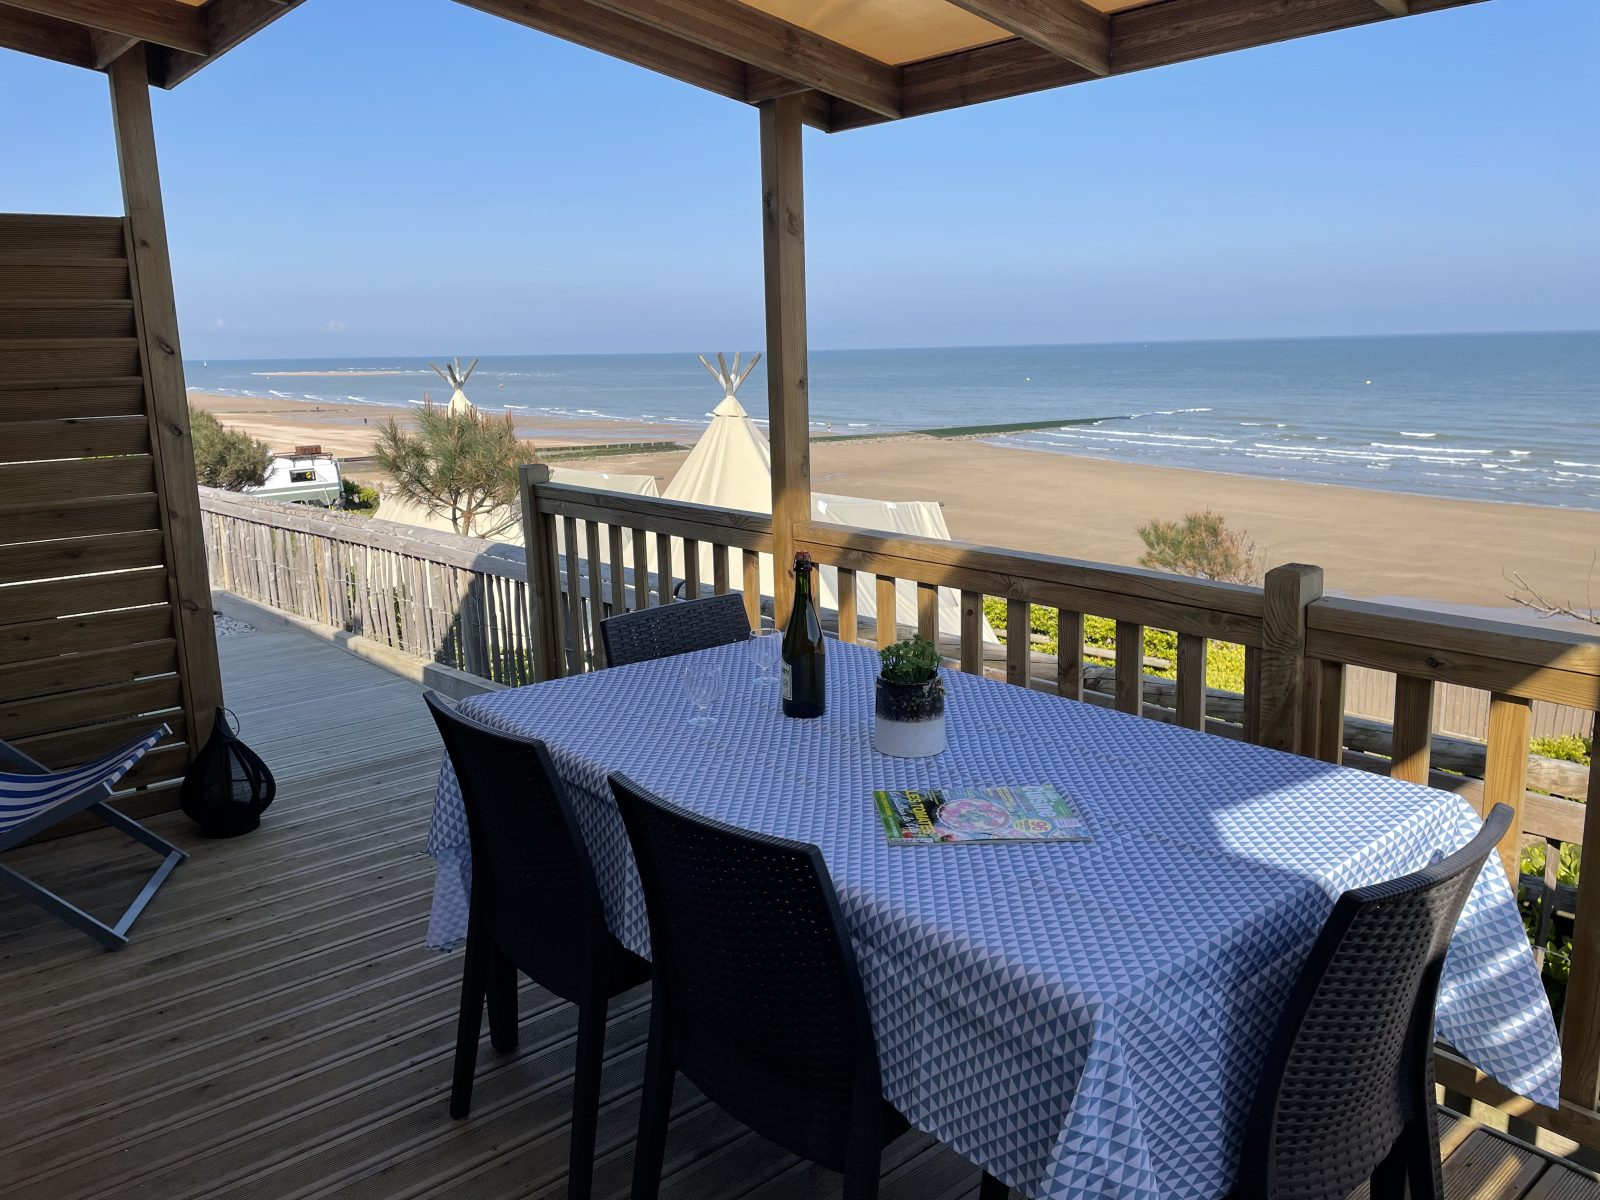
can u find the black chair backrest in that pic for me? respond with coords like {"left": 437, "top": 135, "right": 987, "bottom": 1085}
{"left": 599, "top": 593, "right": 750, "bottom": 668}
{"left": 610, "top": 772, "right": 882, "bottom": 1172}
{"left": 425, "top": 692, "right": 608, "bottom": 1001}
{"left": 1238, "top": 803, "right": 1513, "bottom": 1200}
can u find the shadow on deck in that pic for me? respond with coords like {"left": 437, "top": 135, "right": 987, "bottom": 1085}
{"left": 0, "top": 620, "right": 1594, "bottom": 1199}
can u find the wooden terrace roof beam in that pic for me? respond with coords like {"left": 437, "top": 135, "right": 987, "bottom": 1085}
{"left": 832, "top": 0, "right": 1487, "bottom": 130}
{"left": 942, "top": 0, "right": 1111, "bottom": 77}
{"left": 0, "top": 3, "right": 93, "bottom": 67}
{"left": 0, "top": 0, "right": 208, "bottom": 55}
{"left": 455, "top": 0, "right": 837, "bottom": 130}
{"left": 152, "top": 0, "right": 306, "bottom": 89}
{"left": 1372, "top": 0, "right": 1411, "bottom": 14}
{"left": 577, "top": 0, "right": 903, "bottom": 118}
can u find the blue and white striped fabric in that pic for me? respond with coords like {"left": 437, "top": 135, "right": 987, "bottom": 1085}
{"left": 426, "top": 643, "right": 1560, "bottom": 1200}
{"left": 0, "top": 725, "right": 170, "bottom": 839}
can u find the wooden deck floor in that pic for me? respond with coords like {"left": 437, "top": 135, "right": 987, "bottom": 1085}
{"left": 0, "top": 621, "right": 1595, "bottom": 1200}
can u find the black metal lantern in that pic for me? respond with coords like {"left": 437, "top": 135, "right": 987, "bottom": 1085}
{"left": 180, "top": 708, "right": 276, "bottom": 838}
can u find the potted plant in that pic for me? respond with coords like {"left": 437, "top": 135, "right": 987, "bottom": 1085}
{"left": 874, "top": 635, "right": 946, "bottom": 758}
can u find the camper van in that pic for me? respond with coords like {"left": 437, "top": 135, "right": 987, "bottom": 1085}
{"left": 248, "top": 446, "right": 344, "bottom": 507}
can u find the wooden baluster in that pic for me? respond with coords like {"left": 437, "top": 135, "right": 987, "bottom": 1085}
{"left": 1175, "top": 632, "right": 1206, "bottom": 731}
{"left": 876, "top": 575, "right": 898, "bottom": 648}
{"left": 959, "top": 591, "right": 982, "bottom": 675}
{"left": 1314, "top": 660, "right": 1346, "bottom": 764}
{"left": 562, "top": 516, "right": 583, "bottom": 675}
{"left": 1006, "top": 598, "right": 1030, "bottom": 688}
{"left": 838, "top": 569, "right": 858, "bottom": 644}
{"left": 742, "top": 549, "right": 761, "bottom": 630}
{"left": 684, "top": 537, "right": 701, "bottom": 600}
{"left": 917, "top": 582, "right": 938, "bottom": 644}
{"left": 712, "top": 543, "right": 729, "bottom": 596}
{"left": 585, "top": 520, "right": 607, "bottom": 670}
{"left": 1057, "top": 609, "right": 1084, "bottom": 701}
{"left": 1483, "top": 692, "right": 1530, "bottom": 881}
{"left": 543, "top": 513, "right": 565, "bottom": 677}
{"left": 632, "top": 527, "right": 650, "bottom": 609}
{"left": 1390, "top": 674, "right": 1435, "bottom": 783}
{"left": 518, "top": 464, "right": 561, "bottom": 680}
{"left": 1242, "top": 646, "right": 1263, "bottom": 743}
{"left": 1115, "top": 620, "right": 1143, "bottom": 715}
{"left": 608, "top": 525, "right": 626, "bottom": 614}
{"left": 655, "top": 532, "right": 672, "bottom": 607}
{"left": 1560, "top": 709, "right": 1600, "bottom": 1110}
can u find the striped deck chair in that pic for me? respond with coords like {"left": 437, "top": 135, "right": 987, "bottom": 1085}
{"left": 0, "top": 725, "right": 186, "bottom": 950}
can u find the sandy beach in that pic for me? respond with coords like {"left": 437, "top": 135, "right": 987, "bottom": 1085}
{"left": 192, "top": 391, "right": 1600, "bottom": 619}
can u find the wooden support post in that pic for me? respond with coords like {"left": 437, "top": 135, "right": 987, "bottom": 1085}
{"left": 518, "top": 464, "right": 562, "bottom": 681}
{"left": 1314, "top": 659, "right": 1346, "bottom": 764}
{"left": 1175, "top": 633, "right": 1206, "bottom": 731}
{"left": 959, "top": 591, "right": 982, "bottom": 675}
{"left": 760, "top": 95, "right": 810, "bottom": 628}
{"left": 838, "top": 569, "right": 858, "bottom": 644}
{"left": 108, "top": 50, "right": 222, "bottom": 753}
{"left": 917, "top": 582, "right": 938, "bottom": 644}
{"left": 1057, "top": 609, "right": 1084, "bottom": 701}
{"left": 1390, "top": 674, "right": 1435, "bottom": 784}
{"left": 1114, "top": 620, "right": 1143, "bottom": 714}
{"left": 1482, "top": 693, "right": 1530, "bottom": 882}
{"left": 1258, "top": 563, "right": 1323, "bottom": 754}
{"left": 1560, "top": 708, "right": 1600, "bottom": 1111}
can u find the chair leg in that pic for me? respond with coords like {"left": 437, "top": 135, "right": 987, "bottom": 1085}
{"left": 567, "top": 995, "right": 608, "bottom": 1200}
{"left": 630, "top": 995, "right": 675, "bottom": 1200}
{"left": 487, "top": 945, "right": 519, "bottom": 1052}
{"left": 450, "top": 928, "right": 490, "bottom": 1118}
{"left": 842, "top": 1143, "right": 881, "bottom": 1200}
{"left": 979, "top": 1172, "right": 1011, "bottom": 1200}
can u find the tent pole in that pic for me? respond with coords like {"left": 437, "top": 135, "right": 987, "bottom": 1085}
{"left": 759, "top": 95, "right": 810, "bottom": 629}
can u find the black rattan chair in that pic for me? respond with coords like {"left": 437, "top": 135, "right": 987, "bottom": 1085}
{"left": 611, "top": 771, "right": 953, "bottom": 1200}
{"left": 425, "top": 693, "right": 650, "bottom": 1200}
{"left": 1234, "top": 802, "right": 1513, "bottom": 1200}
{"left": 598, "top": 592, "right": 749, "bottom": 668}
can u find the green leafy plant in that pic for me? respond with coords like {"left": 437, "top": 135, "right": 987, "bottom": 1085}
{"left": 1136, "top": 511, "right": 1260, "bottom": 584}
{"left": 373, "top": 405, "right": 539, "bottom": 538}
{"left": 982, "top": 598, "right": 1247, "bottom": 693}
{"left": 190, "top": 406, "right": 271, "bottom": 490}
{"left": 1530, "top": 734, "right": 1592, "bottom": 766}
{"left": 879, "top": 635, "right": 942, "bottom": 685}
{"left": 341, "top": 478, "right": 381, "bottom": 512}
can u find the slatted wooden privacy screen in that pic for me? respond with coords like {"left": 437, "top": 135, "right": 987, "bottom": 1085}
{"left": 0, "top": 213, "right": 221, "bottom": 832}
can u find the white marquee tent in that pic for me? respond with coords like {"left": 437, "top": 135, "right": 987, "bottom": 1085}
{"left": 663, "top": 382, "right": 995, "bottom": 646}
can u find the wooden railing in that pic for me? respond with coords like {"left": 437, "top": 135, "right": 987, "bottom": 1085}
{"left": 199, "top": 488, "right": 539, "bottom": 686}
{"left": 207, "top": 471, "right": 1600, "bottom": 1151}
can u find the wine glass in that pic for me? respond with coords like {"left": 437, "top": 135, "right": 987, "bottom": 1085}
{"left": 748, "top": 628, "right": 782, "bottom": 686}
{"left": 683, "top": 658, "right": 724, "bottom": 728}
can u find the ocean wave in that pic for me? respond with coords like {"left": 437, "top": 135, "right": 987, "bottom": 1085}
{"left": 1370, "top": 443, "right": 1491, "bottom": 455}
{"left": 1556, "top": 460, "right": 1600, "bottom": 468}
{"left": 1399, "top": 431, "right": 1437, "bottom": 438}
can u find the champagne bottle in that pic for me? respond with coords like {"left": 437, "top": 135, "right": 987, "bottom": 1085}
{"left": 781, "top": 551, "right": 826, "bottom": 718}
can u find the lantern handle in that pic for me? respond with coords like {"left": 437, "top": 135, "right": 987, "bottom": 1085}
{"left": 215, "top": 707, "right": 241, "bottom": 738}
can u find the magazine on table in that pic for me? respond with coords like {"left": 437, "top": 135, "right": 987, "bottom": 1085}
{"left": 873, "top": 783, "right": 1089, "bottom": 846}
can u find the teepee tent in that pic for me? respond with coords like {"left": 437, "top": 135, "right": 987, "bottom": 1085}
{"left": 664, "top": 353, "right": 996, "bottom": 646}
{"left": 431, "top": 357, "right": 479, "bottom": 417}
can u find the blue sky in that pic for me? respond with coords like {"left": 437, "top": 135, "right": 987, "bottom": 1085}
{"left": 1, "top": 0, "right": 1595, "bottom": 359}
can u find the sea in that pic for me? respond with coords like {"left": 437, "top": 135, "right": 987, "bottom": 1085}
{"left": 186, "top": 331, "right": 1600, "bottom": 511}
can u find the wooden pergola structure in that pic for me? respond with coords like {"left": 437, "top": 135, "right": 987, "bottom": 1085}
{"left": 0, "top": 0, "right": 1484, "bottom": 792}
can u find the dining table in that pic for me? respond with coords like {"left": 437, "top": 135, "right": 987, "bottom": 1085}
{"left": 426, "top": 637, "right": 1561, "bottom": 1200}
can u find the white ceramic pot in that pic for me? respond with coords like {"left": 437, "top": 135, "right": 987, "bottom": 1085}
{"left": 873, "top": 675, "right": 946, "bottom": 759}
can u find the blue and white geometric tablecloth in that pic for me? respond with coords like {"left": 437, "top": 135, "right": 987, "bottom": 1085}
{"left": 427, "top": 640, "right": 1561, "bottom": 1200}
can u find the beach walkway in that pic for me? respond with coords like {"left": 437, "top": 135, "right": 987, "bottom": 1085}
{"left": 0, "top": 621, "right": 1593, "bottom": 1199}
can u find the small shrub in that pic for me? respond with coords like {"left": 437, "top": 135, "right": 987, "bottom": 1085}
{"left": 191, "top": 406, "right": 270, "bottom": 490}
{"left": 342, "top": 478, "right": 381, "bottom": 512}
{"left": 1137, "top": 511, "right": 1260, "bottom": 584}
{"left": 1530, "top": 734, "right": 1592, "bottom": 767}
{"left": 983, "top": 598, "right": 1247, "bottom": 692}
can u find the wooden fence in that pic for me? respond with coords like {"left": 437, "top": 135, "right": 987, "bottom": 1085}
{"left": 201, "top": 473, "right": 1600, "bottom": 1151}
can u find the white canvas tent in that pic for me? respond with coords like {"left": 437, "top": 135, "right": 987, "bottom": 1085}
{"left": 431, "top": 357, "right": 479, "bottom": 417}
{"left": 663, "top": 355, "right": 996, "bottom": 645}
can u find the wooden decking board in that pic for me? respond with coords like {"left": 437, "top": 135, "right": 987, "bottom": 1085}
{"left": 3, "top": 621, "right": 1594, "bottom": 1200}
{"left": 1443, "top": 1129, "right": 1549, "bottom": 1200}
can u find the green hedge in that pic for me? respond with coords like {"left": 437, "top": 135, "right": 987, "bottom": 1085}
{"left": 982, "top": 598, "right": 1247, "bottom": 693}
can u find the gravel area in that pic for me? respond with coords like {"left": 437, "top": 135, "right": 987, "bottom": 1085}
{"left": 214, "top": 613, "right": 255, "bottom": 639}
